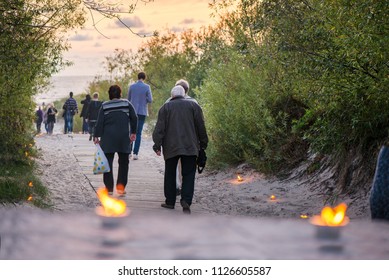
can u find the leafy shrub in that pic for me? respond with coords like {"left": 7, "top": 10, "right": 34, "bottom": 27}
{"left": 197, "top": 51, "right": 294, "bottom": 171}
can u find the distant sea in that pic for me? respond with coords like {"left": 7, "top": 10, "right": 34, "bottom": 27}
{"left": 34, "top": 75, "right": 95, "bottom": 106}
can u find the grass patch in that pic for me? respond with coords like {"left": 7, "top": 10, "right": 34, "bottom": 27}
{"left": 0, "top": 162, "right": 52, "bottom": 208}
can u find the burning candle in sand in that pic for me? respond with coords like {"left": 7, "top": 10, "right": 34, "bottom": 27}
{"left": 28, "top": 181, "right": 33, "bottom": 187}
{"left": 300, "top": 214, "right": 309, "bottom": 219}
{"left": 27, "top": 195, "right": 33, "bottom": 201}
{"left": 96, "top": 188, "right": 127, "bottom": 217}
{"left": 95, "top": 188, "right": 128, "bottom": 228}
{"left": 270, "top": 195, "right": 276, "bottom": 201}
{"left": 237, "top": 175, "right": 244, "bottom": 182}
{"left": 310, "top": 203, "right": 349, "bottom": 239}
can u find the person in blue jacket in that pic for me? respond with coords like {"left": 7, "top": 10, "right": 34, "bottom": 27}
{"left": 127, "top": 72, "right": 153, "bottom": 160}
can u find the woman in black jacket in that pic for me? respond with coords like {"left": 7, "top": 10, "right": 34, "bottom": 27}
{"left": 80, "top": 94, "right": 91, "bottom": 134}
{"left": 94, "top": 85, "right": 138, "bottom": 196}
{"left": 86, "top": 92, "right": 102, "bottom": 141}
{"left": 46, "top": 103, "right": 58, "bottom": 135}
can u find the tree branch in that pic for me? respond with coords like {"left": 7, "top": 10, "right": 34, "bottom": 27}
{"left": 82, "top": 0, "right": 155, "bottom": 38}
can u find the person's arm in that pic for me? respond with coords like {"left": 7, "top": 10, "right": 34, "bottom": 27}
{"left": 194, "top": 104, "right": 208, "bottom": 150}
{"left": 62, "top": 100, "right": 67, "bottom": 110}
{"left": 74, "top": 99, "right": 79, "bottom": 113}
{"left": 85, "top": 103, "right": 90, "bottom": 119}
{"left": 127, "top": 86, "right": 132, "bottom": 102}
{"left": 152, "top": 106, "right": 166, "bottom": 155}
{"left": 146, "top": 85, "right": 153, "bottom": 103}
{"left": 93, "top": 106, "right": 104, "bottom": 143}
{"left": 128, "top": 102, "right": 138, "bottom": 141}
{"left": 85, "top": 103, "right": 90, "bottom": 120}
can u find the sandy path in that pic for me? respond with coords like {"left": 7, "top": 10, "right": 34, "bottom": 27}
{"left": 34, "top": 133, "right": 98, "bottom": 212}
{"left": 34, "top": 123, "right": 371, "bottom": 219}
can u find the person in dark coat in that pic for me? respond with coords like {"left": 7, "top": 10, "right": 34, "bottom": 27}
{"left": 62, "top": 91, "right": 78, "bottom": 134}
{"left": 80, "top": 94, "right": 91, "bottom": 134}
{"left": 46, "top": 103, "right": 58, "bottom": 135}
{"left": 35, "top": 106, "right": 43, "bottom": 133}
{"left": 152, "top": 85, "right": 208, "bottom": 214}
{"left": 86, "top": 92, "right": 102, "bottom": 141}
{"left": 94, "top": 85, "right": 138, "bottom": 196}
{"left": 369, "top": 145, "right": 389, "bottom": 221}
{"left": 165, "top": 79, "right": 196, "bottom": 196}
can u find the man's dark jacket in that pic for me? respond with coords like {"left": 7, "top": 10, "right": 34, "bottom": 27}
{"left": 153, "top": 96, "right": 208, "bottom": 160}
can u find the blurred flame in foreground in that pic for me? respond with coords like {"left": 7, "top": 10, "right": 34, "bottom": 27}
{"left": 97, "top": 188, "right": 126, "bottom": 217}
{"left": 310, "top": 203, "right": 349, "bottom": 226}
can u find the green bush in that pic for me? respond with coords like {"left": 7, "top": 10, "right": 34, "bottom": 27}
{"left": 197, "top": 51, "right": 293, "bottom": 171}
{"left": 255, "top": 0, "right": 389, "bottom": 155}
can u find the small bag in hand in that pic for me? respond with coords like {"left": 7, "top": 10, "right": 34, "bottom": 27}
{"left": 197, "top": 148, "right": 207, "bottom": 174}
{"left": 93, "top": 144, "right": 110, "bottom": 174}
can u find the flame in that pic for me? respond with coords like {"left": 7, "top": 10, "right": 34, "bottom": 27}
{"left": 270, "top": 195, "right": 276, "bottom": 201}
{"left": 25, "top": 152, "right": 29, "bottom": 157}
{"left": 27, "top": 195, "right": 33, "bottom": 201}
{"left": 237, "top": 175, "right": 243, "bottom": 182}
{"left": 311, "top": 203, "right": 349, "bottom": 226}
{"left": 28, "top": 181, "right": 33, "bottom": 187}
{"left": 321, "top": 203, "right": 347, "bottom": 226}
{"left": 300, "top": 214, "right": 309, "bottom": 219}
{"left": 97, "top": 188, "right": 127, "bottom": 217}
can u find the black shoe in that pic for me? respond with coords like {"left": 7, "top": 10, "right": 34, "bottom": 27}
{"left": 180, "top": 200, "right": 191, "bottom": 214}
{"left": 161, "top": 203, "right": 174, "bottom": 209}
{"left": 89, "top": 135, "right": 92, "bottom": 141}
{"left": 176, "top": 188, "right": 181, "bottom": 196}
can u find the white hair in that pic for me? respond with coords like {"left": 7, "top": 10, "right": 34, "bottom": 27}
{"left": 171, "top": 85, "right": 185, "bottom": 98}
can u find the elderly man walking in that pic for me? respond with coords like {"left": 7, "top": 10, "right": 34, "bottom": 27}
{"left": 152, "top": 85, "right": 208, "bottom": 214}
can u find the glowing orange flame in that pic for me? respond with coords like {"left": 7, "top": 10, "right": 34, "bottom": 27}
{"left": 310, "top": 203, "right": 349, "bottom": 226}
{"left": 300, "top": 214, "right": 309, "bottom": 219}
{"left": 97, "top": 188, "right": 127, "bottom": 217}
{"left": 27, "top": 195, "right": 33, "bottom": 201}
{"left": 28, "top": 181, "right": 33, "bottom": 187}
{"left": 270, "top": 195, "right": 276, "bottom": 201}
{"left": 25, "top": 152, "right": 29, "bottom": 157}
{"left": 237, "top": 175, "right": 243, "bottom": 182}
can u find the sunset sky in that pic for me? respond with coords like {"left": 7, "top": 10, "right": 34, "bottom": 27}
{"left": 59, "top": 0, "right": 217, "bottom": 76}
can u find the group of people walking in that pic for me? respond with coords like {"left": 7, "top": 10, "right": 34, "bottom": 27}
{"left": 66, "top": 91, "right": 103, "bottom": 140}
{"left": 35, "top": 91, "right": 103, "bottom": 138}
{"left": 35, "top": 71, "right": 208, "bottom": 214}
{"left": 93, "top": 72, "right": 208, "bottom": 214}
{"left": 35, "top": 103, "right": 58, "bottom": 135}
{"left": 61, "top": 91, "right": 104, "bottom": 137}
